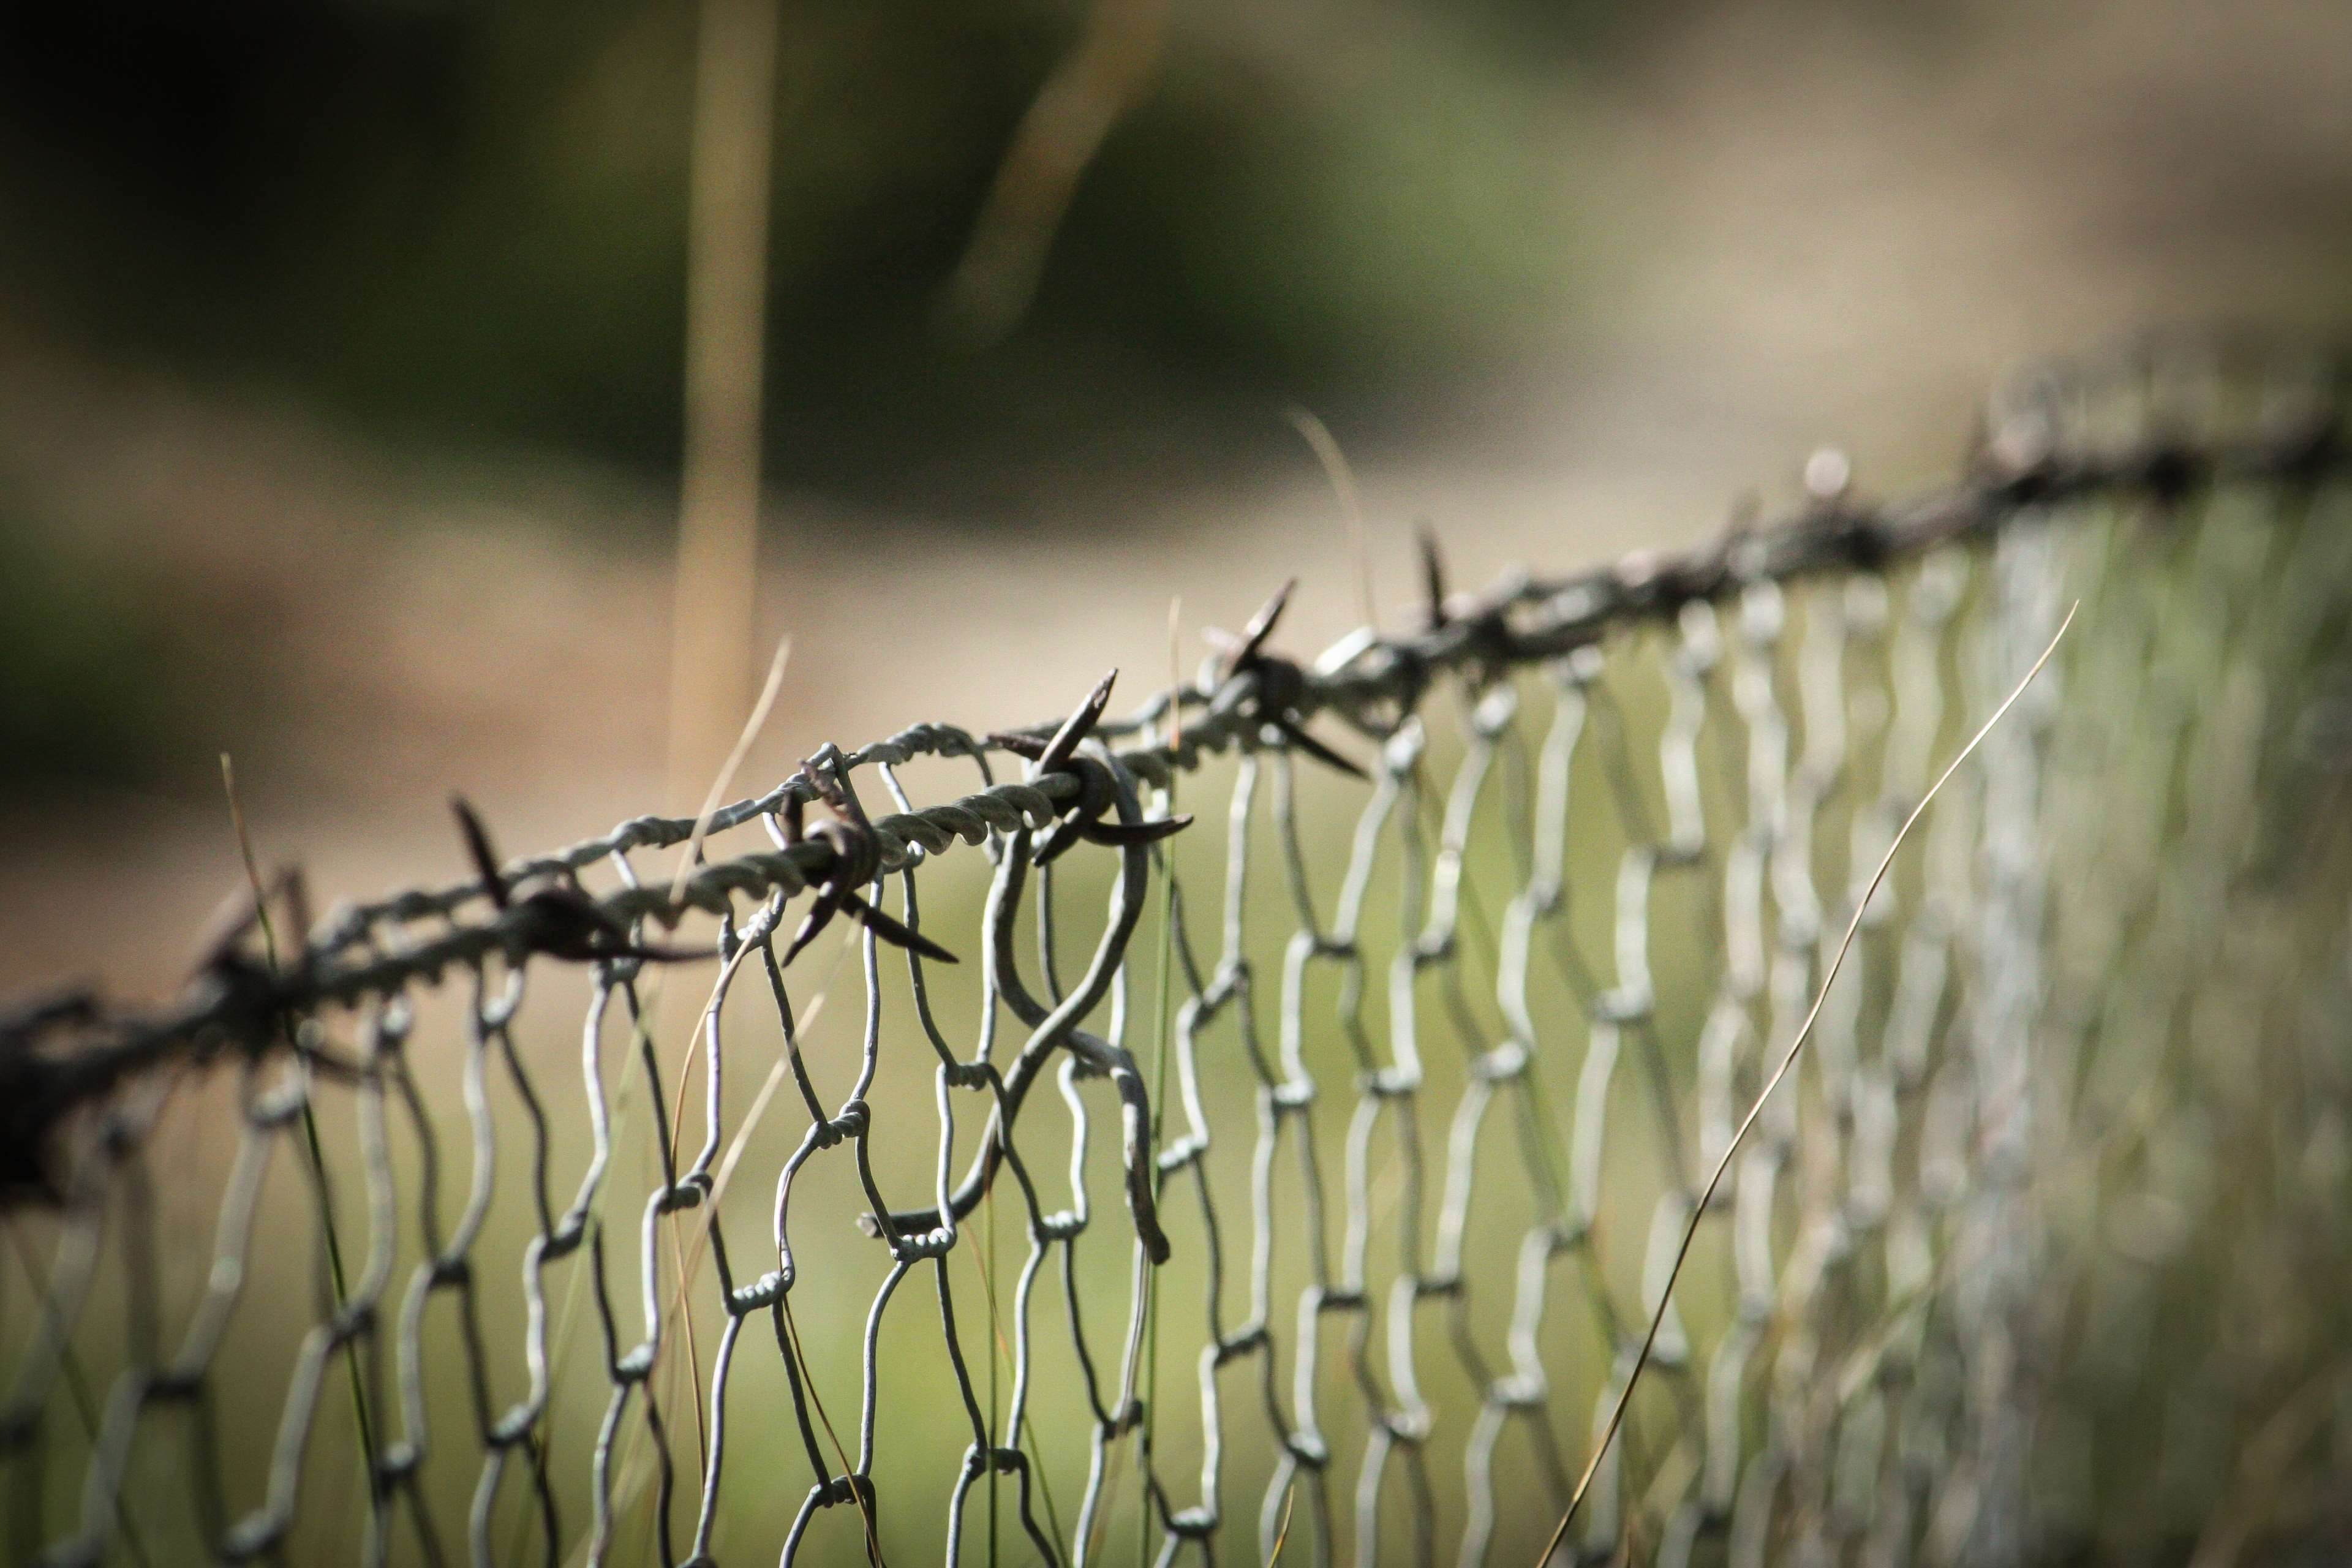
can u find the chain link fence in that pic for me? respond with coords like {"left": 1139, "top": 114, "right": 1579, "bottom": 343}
{"left": 4, "top": 336, "right": 2350, "bottom": 1567}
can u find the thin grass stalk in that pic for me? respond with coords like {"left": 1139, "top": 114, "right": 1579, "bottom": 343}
{"left": 219, "top": 755, "right": 383, "bottom": 1538}
{"left": 1532, "top": 603, "right": 2077, "bottom": 1566}
{"left": 1137, "top": 596, "right": 1184, "bottom": 1567}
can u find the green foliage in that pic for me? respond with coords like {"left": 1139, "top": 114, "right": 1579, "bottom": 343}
{"left": 0, "top": 505, "right": 239, "bottom": 789}
{"left": 0, "top": 0, "right": 1621, "bottom": 482}
{"left": 1067, "top": 29, "right": 1605, "bottom": 383}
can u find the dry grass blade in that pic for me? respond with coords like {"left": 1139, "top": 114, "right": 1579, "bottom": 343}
{"left": 1131, "top": 589, "right": 1185, "bottom": 1568}
{"left": 614, "top": 925, "right": 849, "bottom": 1523}
{"left": 935, "top": 0, "right": 1167, "bottom": 344}
{"left": 1532, "top": 601, "right": 2078, "bottom": 1567}
{"left": 1268, "top": 1479, "right": 1299, "bottom": 1564}
{"left": 780, "top": 1288, "right": 888, "bottom": 1566}
{"left": 665, "top": 631, "right": 791, "bottom": 1477}
{"left": 673, "top": 633, "right": 794, "bottom": 908}
{"left": 680, "top": 971, "right": 871, "bottom": 1564}
{"left": 217, "top": 754, "right": 383, "bottom": 1538}
{"left": 655, "top": 929, "right": 769, "bottom": 1476}
{"left": 1284, "top": 406, "right": 1378, "bottom": 629}
{"left": 579, "top": 930, "right": 851, "bottom": 1565}
{"left": 540, "top": 636, "right": 791, "bottom": 1553}
{"left": 960, "top": 1194, "right": 1068, "bottom": 1558}
{"left": 6, "top": 1222, "right": 154, "bottom": 1567}
{"left": 1167, "top": 595, "right": 1183, "bottom": 750}
{"left": 709, "top": 990, "right": 827, "bottom": 1207}
{"left": 603, "top": 627, "right": 793, "bottom": 1513}
{"left": 648, "top": 975, "right": 832, "bottom": 1487}
{"left": 667, "top": 0, "right": 780, "bottom": 796}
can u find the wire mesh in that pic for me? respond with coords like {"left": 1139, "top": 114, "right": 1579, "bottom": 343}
{"left": 4, "top": 336, "right": 2350, "bottom": 1567}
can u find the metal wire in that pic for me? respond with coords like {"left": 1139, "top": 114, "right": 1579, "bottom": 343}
{"left": 4, "top": 334, "right": 2350, "bottom": 1567}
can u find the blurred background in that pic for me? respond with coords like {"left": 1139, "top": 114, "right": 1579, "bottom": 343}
{"left": 1, "top": 0, "right": 2349, "bottom": 993}
{"left": 6, "top": 7, "right": 2352, "bottom": 1563}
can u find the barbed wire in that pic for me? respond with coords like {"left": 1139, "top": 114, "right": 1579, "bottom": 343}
{"left": 3, "top": 333, "right": 2349, "bottom": 1568}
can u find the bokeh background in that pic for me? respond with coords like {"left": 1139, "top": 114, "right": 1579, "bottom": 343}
{"left": 2, "top": 0, "right": 2350, "bottom": 1001}
{"left": 5, "top": 5, "right": 2352, "bottom": 1564}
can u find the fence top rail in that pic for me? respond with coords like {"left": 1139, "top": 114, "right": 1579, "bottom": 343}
{"left": 4, "top": 334, "right": 2346, "bottom": 1198}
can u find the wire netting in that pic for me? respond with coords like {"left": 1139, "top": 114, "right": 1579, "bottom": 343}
{"left": 4, "top": 337, "right": 2350, "bottom": 1568}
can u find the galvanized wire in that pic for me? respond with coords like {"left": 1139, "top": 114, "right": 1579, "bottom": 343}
{"left": 4, "top": 334, "right": 2350, "bottom": 1568}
